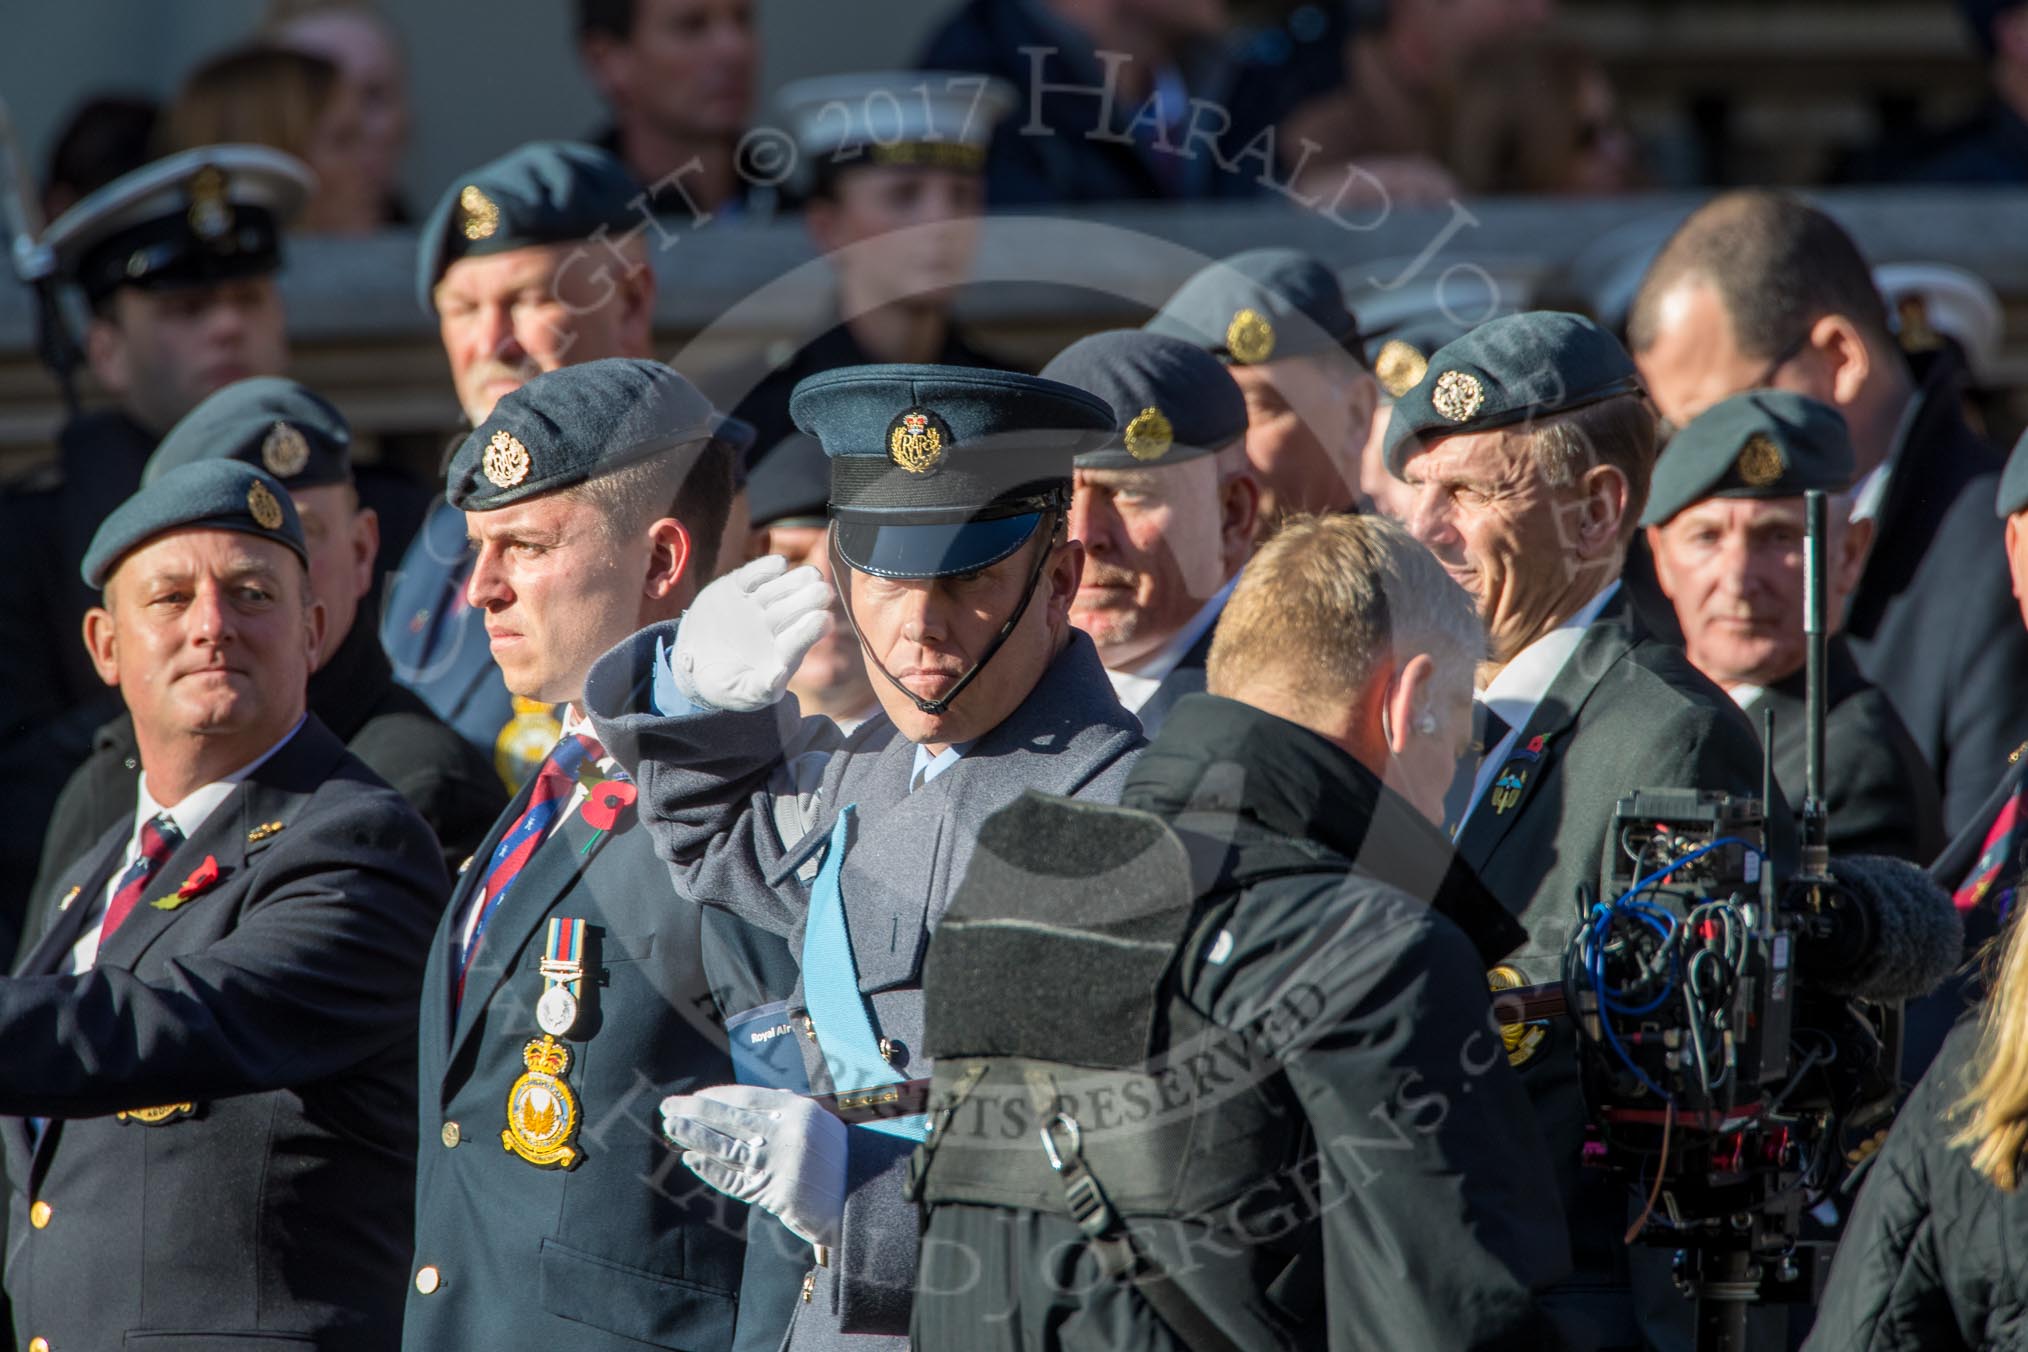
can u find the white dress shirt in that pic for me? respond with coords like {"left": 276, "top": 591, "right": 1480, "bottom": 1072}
{"left": 1102, "top": 576, "right": 1237, "bottom": 714}
{"left": 69, "top": 717, "right": 304, "bottom": 974}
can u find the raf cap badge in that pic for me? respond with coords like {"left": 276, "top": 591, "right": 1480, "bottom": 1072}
{"left": 1374, "top": 339, "right": 1429, "bottom": 400}
{"left": 1431, "top": 370, "right": 1487, "bottom": 423}
{"left": 186, "top": 165, "right": 234, "bottom": 243}
{"left": 887, "top": 407, "right": 951, "bottom": 475}
{"left": 483, "top": 429, "right": 531, "bottom": 488}
{"left": 1738, "top": 433, "right": 1785, "bottom": 488}
{"left": 261, "top": 422, "right": 310, "bottom": 477}
{"left": 1225, "top": 307, "right": 1276, "bottom": 365}
{"left": 247, "top": 479, "right": 285, "bottom": 531}
{"left": 1123, "top": 407, "right": 1173, "bottom": 462}
{"left": 458, "top": 184, "right": 501, "bottom": 241}
{"left": 503, "top": 1035, "right": 583, "bottom": 1169}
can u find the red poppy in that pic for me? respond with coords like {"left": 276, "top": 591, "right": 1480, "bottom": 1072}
{"left": 580, "top": 780, "right": 638, "bottom": 832}
{"left": 179, "top": 855, "right": 221, "bottom": 898}
{"left": 1525, "top": 735, "right": 1547, "bottom": 754}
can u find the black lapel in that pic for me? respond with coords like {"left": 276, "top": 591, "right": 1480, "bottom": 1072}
{"left": 14, "top": 825, "right": 129, "bottom": 980}
{"left": 1457, "top": 620, "right": 1636, "bottom": 872}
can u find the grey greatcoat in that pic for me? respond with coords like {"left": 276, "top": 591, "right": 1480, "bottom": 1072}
{"left": 587, "top": 625, "right": 1144, "bottom": 1350}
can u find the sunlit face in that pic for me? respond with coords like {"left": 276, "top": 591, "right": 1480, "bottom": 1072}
{"left": 588, "top": 0, "right": 756, "bottom": 140}
{"left": 290, "top": 482, "right": 376, "bottom": 667}
{"left": 1635, "top": 279, "right": 1831, "bottom": 431}
{"left": 464, "top": 492, "right": 662, "bottom": 707}
{"left": 434, "top": 242, "right": 653, "bottom": 424}
{"left": 1069, "top": 458, "right": 1227, "bottom": 668}
{"left": 88, "top": 529, "right": 319, "bottom": 755}
{"left": 1228, "top": 354, "right": 1370, "bottom": 520}
{"left": 1650, "top": 496, "right": 1866, "bottom": 688}
{"left": 844, "top": 530, "right": 1081, "bottom": 749}
{"left": 90, "top": 279, "right": 288, "bottom": 434}
{"left": 807, "top": 167, "right": 985, "bottom": 312}
{"left": 1399, "top": 426, "right": 1588, "bottom": 664}
{"left": 765, "top": 522, "right": 874, "bottom": 716}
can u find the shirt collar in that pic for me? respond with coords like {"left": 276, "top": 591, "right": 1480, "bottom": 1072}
{"left": 135, "top": 714, "right": 305, "bottom": 847}
{"left": 910, "top": 740, "right": 970, "bottom": 789}
{"left": 1480, "top": 582, "right": 1620, "bottom": 730}
{"left": 1105, "top": 575, "right": 1236, "bottom": 711}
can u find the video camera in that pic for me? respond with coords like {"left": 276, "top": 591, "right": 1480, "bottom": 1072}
{"left": 1497, "top": 494, "right": 1963, "bottom": 1352}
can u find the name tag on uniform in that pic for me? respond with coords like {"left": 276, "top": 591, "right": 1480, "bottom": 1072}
{"left": 724, "top": 999, "right": 813, "bottom": 1094}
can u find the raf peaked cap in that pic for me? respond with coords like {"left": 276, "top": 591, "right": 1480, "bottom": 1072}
{"left": 1039, "top": 330, "right": 1246, "bottom": 471}
{"left": 1145, "top": 247, "right": 1364, "bottom": 366}
{"left": 42, "top": 144, "right": 312, "bottom": 306}
{"left": 1383, "top": 310, "right": 1644, "bottom": 476}
{"left": 84, "top": 459, "right": 306, "bottom": 588}
{"left": 789, "top": 363, "right": 1116, "bottom": 579}
{"left": 416, "top": 140, "right": 643, "bottom": 311}
{"left": 1642, "top": 391, "right": 1855, "bottom": 527}
{"left": 144, "top": 377, "right": 352, "bottom": 490}
{"left": 447, "top": 359, "right": 721, "bottom": 511}
{"left": 777, "top": 70, "right": 1014, "bottom": 176}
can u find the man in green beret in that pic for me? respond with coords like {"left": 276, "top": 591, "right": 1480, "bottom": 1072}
{"left": 1388, "top": 309, "right": 1793, "bottom": 1349}
{"left": 1, "top": 459, "right": 445, "bottom": 1351}
{"left": 21, "top": 378, "right": 505, "bottom": 935}
{"left": 1644, "top": 390, "right": 1942, "bottom": 861}
{"left": 1146, "top": 246, "right": 1377, "bottom": 521}
{"left": 1040, "top": 328, "right": 1260, "bottom": 733}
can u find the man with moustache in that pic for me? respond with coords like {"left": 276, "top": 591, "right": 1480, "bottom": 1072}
{"left": 1040, "top": 329, "right": 1259, "bottom": 733}
{"left": 1146, "top": 247, "right": 1375, "bottom": 520}
{"left": 401, "top": 358, "right": 799, "bottom": 1352}
{"left": 1644, "top": 390, "right": 1942, "bottom": 861}
{"left": 1389, "top": 311, "right": 1792, "bottom": 1350}
{"left": 2, "top": 460, "right": 444, "bottom": 1350}
{"left": 382, "top": 141, "right": 669, "bottom": 790}
{"left": 584, "top": 364, "right": 1141, "bottom": 1347}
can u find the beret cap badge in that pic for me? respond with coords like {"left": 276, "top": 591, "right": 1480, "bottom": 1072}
{"left": 1431, "top": 369, "right": 1487, "bottom": 423}
{"left": 1374, "top": 339, "right": 1429, "bottom": 399}
{"left": 1123, "top": 407, "right": 1174, "bottom": 462}
{"left": 1225, "top": 307, "right": 1276, "bottom": 365}
{"left": 458, "top": 184, "right": 501, "bottom": 242}
{"left": 247, "top": 479, "right": 285, "bottom": 531}
{"left": 261, "top": 421, "right": 310, "bottom": 477}
{"left": 483, "top": 429, "right": 532, "bottom": 488}
{"left": 1737, "top": 433, "right": 1786, "bottom": 487}
{"left": 887, "top": 407, "right": 949, "bottom": 475}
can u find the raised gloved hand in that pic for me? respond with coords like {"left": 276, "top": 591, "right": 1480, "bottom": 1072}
{"left": 665, "top": 555, "right": 834, "bottom": 713}
{"left": 661, "top": 1083, "right": 849, "bottom": 1253}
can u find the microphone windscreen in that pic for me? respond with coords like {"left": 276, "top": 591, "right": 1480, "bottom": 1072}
{"left": 1817, "top": 855, "right": 1966, "bottom": 1001}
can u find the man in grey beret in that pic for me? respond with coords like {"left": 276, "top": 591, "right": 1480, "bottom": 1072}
{"left": 2, "top": 459, "right": 445, "bottom": 1351}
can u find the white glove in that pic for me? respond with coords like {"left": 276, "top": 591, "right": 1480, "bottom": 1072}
{"left": 661, "top": 1083, "right": 849, "bottom": 1253}
{"left": 667, "top": 555, "right": 834, "bottom": 712}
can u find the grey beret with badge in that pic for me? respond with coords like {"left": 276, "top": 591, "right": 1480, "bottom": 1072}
{"left": 1145, "top": 247, "right": 1364, "bottom": 367}
{"left": 416, "top": 140, "right": 643, "bottom": 312}
{"left": 1641, "top": 391, "right": 1855, "bottom": 527}
{"left": 144, "top": 376, "right": 352, "bottom": 490}
{"left": 789, "top": 363, "right": 1116, "bottom": 579}
{"left": 1383, "top": 310, "right": 1644, "bottom": 476}
{"left": 448, "top": 358, "right": 723, "bottom": 511}
{"left": 1038, "top": 329, "right": 1246, "bottom": 471}
{"left": 40, "top": 145, "right": 313, "bottom": 306}
{"left": 84, "top": 459, "right": 307, "bottom": 588}
{"left": 776, "top": 70, "right": 1014, "bottom": 183}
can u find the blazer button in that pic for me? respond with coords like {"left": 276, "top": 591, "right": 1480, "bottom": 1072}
{"left": 415, "top": 1265, "right": 442, "bottom": 1295}
{"left": 28, "top": 1201, "right": 50, "bottom": 1230}
{"left": 441, "top": 1121, "right": 461, "bottom": 1148}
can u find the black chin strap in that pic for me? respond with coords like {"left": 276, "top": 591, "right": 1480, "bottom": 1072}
{"left": 831, "top": 512, "right": 1060, "bottom": 719}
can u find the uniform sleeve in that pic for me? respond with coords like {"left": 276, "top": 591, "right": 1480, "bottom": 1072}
{"left": 1804, "top": 1044, "right": 1968, "bottom": 1352}
{"left": 0, "top": 790, "right": 446, "bottom": 1117}
{"left": 1192, "top": 879, "right": 1573, "bottom": 1352}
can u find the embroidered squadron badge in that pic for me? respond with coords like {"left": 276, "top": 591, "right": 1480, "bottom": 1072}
{"left": 1123, "top": 407, "right": 1173, "bottom": 461}
{"left": 503, "top": 1036, "right": 583, "bottom": 1169}
{"left": 887, "top": 407, "right": 952, "bottom": 474}
{"left": 494, "top": 696, "right": 561, "bottom": 789}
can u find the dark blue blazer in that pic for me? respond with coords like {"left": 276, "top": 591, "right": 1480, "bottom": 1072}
{"left": 1, "top": 717, "right": 446, "bottom": 1351}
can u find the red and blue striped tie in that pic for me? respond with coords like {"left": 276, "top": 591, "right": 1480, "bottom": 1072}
{"left": 102, "top": 813, "right": 184, "bottom": 941}
{"left": 457, "top": 734, "right": 597, "bottom": 1003}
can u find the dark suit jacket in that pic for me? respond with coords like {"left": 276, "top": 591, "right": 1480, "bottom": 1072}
{"left": 23, "top": 618, "right": 506, "bottom": 951}
{"left": 1456, "top": 607, "right": 1796, "bottom": 1351}
{"left": 0, "top": 716, "right": 446, "bottom": 1352}
{"left": 1129, "top": 618, "right": 1217, "bottom": 738}
{"left": 1748, "top": 635, "right": 1945, "bottom": 863}
{"left": 403, "top": 727, "right": 800, "bottom": 1352}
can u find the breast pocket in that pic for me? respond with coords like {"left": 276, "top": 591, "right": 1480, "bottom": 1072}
{"left": 839, "top": 815, "right": 945, "bottom": 994}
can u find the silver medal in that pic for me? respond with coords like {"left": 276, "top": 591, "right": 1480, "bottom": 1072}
{"left": 536, "top": 984, "right": 580, "bottom": 1037}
